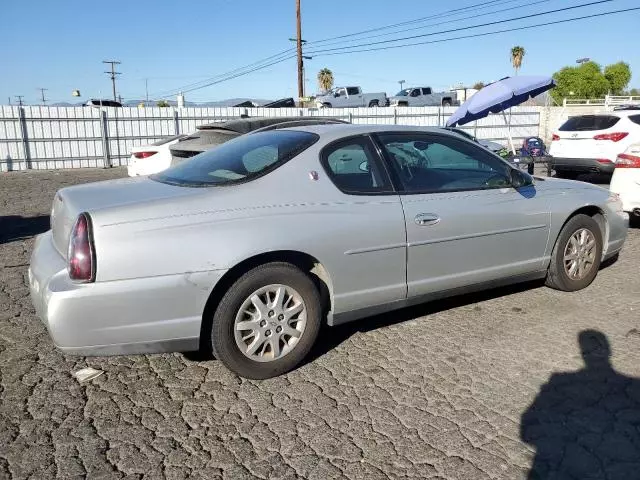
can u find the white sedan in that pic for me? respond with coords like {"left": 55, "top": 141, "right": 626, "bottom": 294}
{"left": 127, "top": 135, "right": 186, "bottom": 176}
{"left": 610, "top": 143, "right": 640, "bottom": 218}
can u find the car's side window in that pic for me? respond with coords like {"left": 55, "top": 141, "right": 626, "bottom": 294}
{"left": 422, "top": 88, "right": 432, "bottom": 95}
{"left": 377, "top": 133, "right": 512, "bottom": 193}
{"left": 322, "top": 138, "right": 391, "bottom": 194}
{"left": 346, "top": 87, "right": 360, "bottom": 95}
{"left": 410, "top": 89, "right": 421, "bottom": 97}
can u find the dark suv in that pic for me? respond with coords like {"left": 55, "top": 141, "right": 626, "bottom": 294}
{"left": 170, "top": 117, "right": 348, "bottom": 166}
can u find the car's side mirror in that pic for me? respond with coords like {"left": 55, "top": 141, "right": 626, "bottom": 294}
{"left": 359, "top": 161, "right": 370, "bottom": 172}
{"left": 510, "top": 169, "right": 534, "bottom": 188}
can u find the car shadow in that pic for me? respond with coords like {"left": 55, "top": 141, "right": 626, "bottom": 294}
{"left": 305, "top": 279, "right": 544, "bottom": 365}
{"left": 521, "top": 330, "right": 640, "bottom": 479}
{"left": 0, "top": 215, "right": 50, "bottom": 245}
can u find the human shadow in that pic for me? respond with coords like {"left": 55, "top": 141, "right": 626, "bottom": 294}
{"left": 0, "top": 215, "right": 50, "bottom": 245}
{"left": 521, "top": 330, "right": 640, "bottom": 479}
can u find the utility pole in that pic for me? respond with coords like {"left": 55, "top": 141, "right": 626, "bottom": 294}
{"left": 37, "top": 88, "right": 48, "bottom": 105}
{"left": 15, "top": 95, "right": 24, "bottom": 106}
{"left": 398, "top": 80, "right": 406, "bottom": 91}
{"left": 296, "top": 0, "right": 303, "bottom": 103}
{"left": 145, "top": 78, "right": 149, "bottom": 102}
{"left": 102, "top": 60, "right": 121, "bottom": 101}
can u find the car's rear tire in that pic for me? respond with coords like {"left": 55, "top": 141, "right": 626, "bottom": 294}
{"left": 442, "top": 99, "right": 452, "bottom": 107}
{"left": 545, "top": 214, "right": 603, "bottom": 292}
{"left": 368, "top": 100, "right": 379, "bottom": 107}
{"left": 322, "top": 102, "right": 332, "bottom": 108}
{"left": 210, "top": 262, "right": 322, "bottom": 379}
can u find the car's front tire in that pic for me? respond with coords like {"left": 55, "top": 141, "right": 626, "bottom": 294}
{"left": 210, "top": 262, "right": 322, "bottom": 379}
{"left": 545, "top": 214, "right": 603, "bottom": 292}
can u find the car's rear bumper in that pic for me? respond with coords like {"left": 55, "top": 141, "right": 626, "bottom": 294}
{"left": 550, "top": 157, "right": 615, "bottom": 173}
{"left": 28, "top": 231, "right": 226, "bottom": 356}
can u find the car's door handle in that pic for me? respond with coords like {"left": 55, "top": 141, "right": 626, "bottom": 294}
{"left": 415, "top": 213, "right": 440, "bottom": 226}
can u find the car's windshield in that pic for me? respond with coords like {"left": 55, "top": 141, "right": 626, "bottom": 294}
{"left": 395, "top": 89, "right": 410, "bottom": 96}
{"left": 151, "top": 130, "right": 318, "bottom": 187}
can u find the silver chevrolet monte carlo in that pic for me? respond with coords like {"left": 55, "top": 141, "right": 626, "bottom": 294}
{"left": 29, "top": 124, "right": 628, "bottom": 379}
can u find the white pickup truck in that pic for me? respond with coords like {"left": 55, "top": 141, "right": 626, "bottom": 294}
{"left": 388, "top": 87, "right": 457, "bottom": 107}
{"left": 315, "top": 86, "right": 387, "bottom": 108}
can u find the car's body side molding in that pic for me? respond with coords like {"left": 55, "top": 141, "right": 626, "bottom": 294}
{"left": 329, "top": 270, "right": 548, "bottom": 326}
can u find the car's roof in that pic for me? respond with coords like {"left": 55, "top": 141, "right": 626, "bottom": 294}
{"left": 283, "top": 123, "right": 451, "bottom": 139}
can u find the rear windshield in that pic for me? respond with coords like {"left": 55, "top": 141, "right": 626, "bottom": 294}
{"left": 152, "top": 130, "right": 318, "bottom": 187}
{"left": 152, "top": 134, "right": 186, "bottom": 146}
{"left": 559, "top": 115, "right": 620, "bottom": 131}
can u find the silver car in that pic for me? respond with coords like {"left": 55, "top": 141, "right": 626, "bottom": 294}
{"left": 29, "top": 125, "right": 629, "bottom": 379}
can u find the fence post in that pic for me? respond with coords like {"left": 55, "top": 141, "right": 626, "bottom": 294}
{"left": 100, "top": 110, "right": 111, "bottom": 168}
{"left": 393, "top": 107, "right": 398, "bottom": 125}
{"left": 348, "top": 112, "right": 353, "bottom": 123}
{"left": 174, "top": 109, "right": 180, "bottom": 135}
{"left": 17, "top": 107, "right": 32, "bottom": 169}
{"left": 437, "top": 107, "right": 441, "bottom": 126}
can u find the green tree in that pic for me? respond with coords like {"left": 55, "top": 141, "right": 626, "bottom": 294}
{"left": 317, "top": 68, "right": 334, "bottom": 93}
{"left": 628, "top": 88, "right": 640, "bottom": 96}
{"left": 551, "top": 61, "right": 610, "bottom": 104}
{"left": 156, "top": 100, "right": 170, "bottom": 107}
{"left": 472, "top": 81, "right": 485, "bottom": 90}
{"left": 604, "top": 62, "right": 632, "bottom": 95}
{"left": 511, "top": 46, "right": 525, "bottom": 75}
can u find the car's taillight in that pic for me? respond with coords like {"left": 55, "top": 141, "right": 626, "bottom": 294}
{"left": 133, "top": 151, "right": 157, "bottom": 159}
{"left": 615, "top": 153, "right": 640, "bottom": 168}
{"left": 552, "top": 134, "right": 560, "bottom": 141}
{"left": 597, "top": 159, "right": 613, "bottom": 164}
{"left": 593, "top": 132, "right": 629, "bottom": 142}
{"left": 68, "top": 213, "right": 95, "bottom": 283}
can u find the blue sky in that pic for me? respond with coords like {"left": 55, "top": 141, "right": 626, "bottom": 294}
{"left": 1, "top": 0, "right": 639, "bottom": 104}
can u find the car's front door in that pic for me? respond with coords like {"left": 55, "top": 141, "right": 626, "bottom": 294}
{"left": 376, "top": 132, "right": 550, "bottom": 298}
{"left": 320, "top": 135, "right": 407, "bottom": 315}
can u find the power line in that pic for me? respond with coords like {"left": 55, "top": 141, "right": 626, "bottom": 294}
{"left": 305, "top": 0, "right": 615, "bottom": 55}
{"left": 307, "top": 0, "right": 524, "bottom": 45}
{"left": 142, "top": 0, "right": 519, "bottom": 99}
{"left": 310, "top": 0, "right": 552, "bottom": 49}
{"left": 103, "top": 60, "right": 121, "bottom": 102}
{"left": 145, "top": 48, "right": 295, "bottom": 99}
{"left": 310, "top": 6, "right": 640, "bottom": 57}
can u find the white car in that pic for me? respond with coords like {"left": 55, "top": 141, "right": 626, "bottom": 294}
{"left": 549, "top": 110, "right": 640, "bottom": 179}
{"left": 127, "top": 135, "right": 187, "bottom": 176}
{"left": 610, "top": 143, "right": 640, "bottom": 218}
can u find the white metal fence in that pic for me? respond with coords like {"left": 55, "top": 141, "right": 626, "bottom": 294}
{"left": 0, "top": 105, "right": 542, "bottom": 171}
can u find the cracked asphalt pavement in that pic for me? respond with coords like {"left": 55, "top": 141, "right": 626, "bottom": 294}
{"left": 1, "top": 168, "right": 639, "bottom": 479}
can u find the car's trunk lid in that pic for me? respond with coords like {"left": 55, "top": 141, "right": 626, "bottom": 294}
{"left": 50, "top": 177, "right": 200, "bottom": 258}
{"left": 550, "top": 114, "right": 622, "bottom": 160}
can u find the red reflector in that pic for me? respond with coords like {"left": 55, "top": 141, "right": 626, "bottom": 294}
{"left": 552, "top": 134, "right": 560, "bottom": 141}
{"left": 596, "top": 159, "right": 613, "bottom": 164}
{"left": 615, "top": 153, "right": 640, "bottom": 168}
{"left": 593, "top": 132, "right": 629, "bottom": 142}
{"left": 68, "top": 213, "right": 95, "bottom": 282}
{"left": 133, "top": 151, "right": 157, "bottom": 159}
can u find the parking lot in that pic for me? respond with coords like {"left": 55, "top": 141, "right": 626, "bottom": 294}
{"left": 1, "top": 168, "right": 639, "bottom": 479}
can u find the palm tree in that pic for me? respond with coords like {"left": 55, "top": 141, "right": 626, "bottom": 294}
{"left": 511, "top": 46, "right": 526, "bottom": 75}
{"left": 317, "top": 68, "right": 334, "bottom": 94}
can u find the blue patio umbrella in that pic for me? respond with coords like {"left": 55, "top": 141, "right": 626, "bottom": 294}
{"left": 446, "top": 75, "right": 556, "bottom": 153}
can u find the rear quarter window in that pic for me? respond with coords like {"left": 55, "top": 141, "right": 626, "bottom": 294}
{"left": 629, "top": 115, "right": 640, "bottom": 126}
{"left": 559, "top": 115, "right": 620, "bottom": 131}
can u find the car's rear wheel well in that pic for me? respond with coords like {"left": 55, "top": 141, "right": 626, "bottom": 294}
{"left": 199, "top": 251, "right": 333, "bottom": 353}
